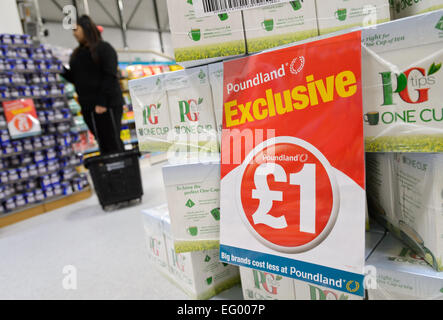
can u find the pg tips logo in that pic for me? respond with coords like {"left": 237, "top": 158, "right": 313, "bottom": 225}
{"left": 252, "top": 269, "right": 282, "bottom": 295}
{"left": 380, "top": 62, "right": 441, "bottom": 106}
{"left": 179, "top": 97, "right": 203, "bottom": 122}
{"left": 143, "top": 102, "right": 162, "bottom": 125}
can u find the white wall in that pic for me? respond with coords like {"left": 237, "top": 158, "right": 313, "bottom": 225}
{"left": 0, "top": 0, "right": 23, "bottom": 34}
{"left": 42, "top": 22, "right": 174, "bottom": 63}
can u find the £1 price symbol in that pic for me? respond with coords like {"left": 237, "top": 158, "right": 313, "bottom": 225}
{"left": 252, "top": 163, "right": 316, "bottom": 234}
{"left": 239, "top": 138, "right": 338, "bottom": 253}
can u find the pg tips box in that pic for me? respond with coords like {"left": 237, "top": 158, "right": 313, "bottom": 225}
{"left": 208, "top": 62, "right": 224, "bottom": 146}
{"left": 166, "top": 0, "right": 246, "bottom": 67}
{"left": 242, "top": 1, "right": 318, "bottom": 53}
{"left": 162, "top": 160, "right": 221, "bottom": 253}
{"left": 165, "top": 66, "right": 219, "bottom": 157}
{"left": 392, "top": 0, "right": 443, "bottom": 19}
{"left": 129, "top": 74, "right": 172, "bottom": 152}
{"left": 315, "top": 0, "right": 391, "bottom": 35}
{"left": 362, "top": 10, "right": 443, "bottom": 152}
{"left": 219, "top": 32, "right": 366, "bottom": 298}
{"left": 240, "top": 267, "right": 296, "bottom": 300}
{"left": 367, "top": 233, "right": 443, "bottom": 300}
{"left": 141, "top": 204, "right": 171, "bottom": 276}
{"left": 162, "top": 214, "right": 240, "bottom": 300}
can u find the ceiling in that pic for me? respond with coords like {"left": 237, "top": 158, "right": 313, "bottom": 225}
{"left": 37, "top": 0, "right": 170, "bottom": 32}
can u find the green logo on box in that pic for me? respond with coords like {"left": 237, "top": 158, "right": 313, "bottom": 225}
{"left": 185, "top": 199, "right": 195, "bottom": 208}
{"left": 436, "top": 16, "right": 443, "bottom": 31}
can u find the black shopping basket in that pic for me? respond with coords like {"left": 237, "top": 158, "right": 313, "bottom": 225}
{"left": 84, "top": 111, "right": 143, "bottom": 210}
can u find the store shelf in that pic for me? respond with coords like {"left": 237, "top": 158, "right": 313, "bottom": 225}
{"left": 0, "top": 186, "right": 92, "bottom": 228}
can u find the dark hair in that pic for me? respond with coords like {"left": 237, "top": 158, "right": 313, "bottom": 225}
{"left": 71, "top": 15, "right": 102, "bottom": 63}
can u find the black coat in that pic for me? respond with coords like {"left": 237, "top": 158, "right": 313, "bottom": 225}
{"left": 62, "top": 41, "right": 124, "bottom": 111}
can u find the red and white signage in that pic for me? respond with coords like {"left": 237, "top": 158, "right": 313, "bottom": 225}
{"left": 3, "top": 99, "right": 41, "bottom": 139}
{"left": 219, "top": 31, "right": 366, "bottom": 296}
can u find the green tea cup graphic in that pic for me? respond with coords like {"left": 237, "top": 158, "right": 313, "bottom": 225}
{"left": 364, "top": 112, "right": 379, "bottom": 126}
{"left": 187, "top": 226, "right": 198, "bottom": 236}
{"left": 210, "top": 208, "right": 220, "bottom": 221}
{"left": 261, "top": 19, "right": 274, "bottom": 32}
{"left": 290, "top": 0, "right": 302, "bottom": 11}
{"left": 188, "top": 29, "right": 201, "bottom": 41}
{"left": 335, "top": 8, "right": 347, "bottom": 21}
{"left": 206, "top": 277, "right": 213, "bottom": 285}
{"left": 218, "top": 13, "right": 229, "bottom": 21}
{"left": 436, "top": 16, "right": 443, "bottom": 31}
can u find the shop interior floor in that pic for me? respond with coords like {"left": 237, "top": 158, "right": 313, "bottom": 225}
{"left": 0, "top": 155, "right": 242, "bottom": 300}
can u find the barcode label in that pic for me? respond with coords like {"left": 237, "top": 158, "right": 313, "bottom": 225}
{"left": 193, "top": 0, "right": 291, "bottom": 17}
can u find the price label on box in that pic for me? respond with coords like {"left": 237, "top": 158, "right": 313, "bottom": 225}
{"left": 219, "top": 31, "right": 366, "bottom": 297}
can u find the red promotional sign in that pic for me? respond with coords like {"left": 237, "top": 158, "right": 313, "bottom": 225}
{"left": 2, "top": 99, "right": 41, "bottom": 139}
{"left": 220, "top": 31, "right": 365, "bottom": 296}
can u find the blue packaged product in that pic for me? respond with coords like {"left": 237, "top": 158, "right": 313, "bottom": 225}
{"left": 7, "top": 169, "right": 19, "bottom": 181}
{"left": 3, "top": 142, "right": 13, "bottom": 153}
{"left": 37, "top": 161, "right": 46, "bottom": 175}
{"left": 0, "top": 86, "right": 9, "bottom": 99}
{"left": 53, "top": 183, "right": 62, "bottom": 196}
{"left": 34, "top": 189, "right": 44, "bottom": 201}
{"left": 44, "top": 186, "right": 54, "bottom": 198}
{"left": 0, "top": 171, "right": 7, "bottom": 184}
{"left": 5, "top": 197, "right": 16, "bottom": 211}
{"left": 15, "top": 194, "right": 26, "bottom": 207}
{"left": 26, "top": 179, "right": 37, "bottom": 189}
{"left": 19, "top": 167, "right": 29, "bottom": 179}
{"left": 61, "top": 182, "right": 73, "bottom": 195}
{"left": 41, "top": 175, "right": 51, "bottom": 188}
{"left": 22, "top": 139, "right": 33, "bottom": 151}
{"left": 25, "top": 191, "right": 35, "bottom": 204}
{"left": 10, "top": 155, "right": 21, "bottom": 167}
{"left": 0, "top": 34, "right": 12, "bottom": 45}
{"left": 32, "top": 136, "right": 43, "bottom": 148}
{"left": 15, "top": 59, "right": 25, "bottom": 71}
{"left": 34, "top": 151, "right": 45, "bottom": 163}
{"left": 1, "top": 130, "right": 10, "bottom": 143}
{"left": 12, "top": 141, "right": 23, "bottom": 153}
{"left": 50, "top": 172, "right": 60, "bottom": 184}
{"left": 27, "top": 164, "right": 38, "bottom": 177}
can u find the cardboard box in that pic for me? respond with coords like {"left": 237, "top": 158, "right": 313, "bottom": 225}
{"left": 165, "top": 66, "right": 219, "bottom": 155}
{"left": 395, "top": 153, "right": 443, "bottom": 271}
{"left": 208, "top": 62, "right": 223, "bottom": 146}
{"left": 367, "top": 234, "right": 443, "bottom": 300}
{"left": 240, "top": 267, "right": 296, "bottom": 300}
{"left": 392, "top": 0, "right": 443, "bottom": 19}
{"left": 361, "top": 10, "right": 443, "bottom": 152}
{"left": 242, "top": 1, "right": 318, "bottom": 53}
{"left": 141, "top": 204, "right": 170, "bottom": 276}
{"left": 141, "top": 205, "right": 240, "bottom": 299}
{"left": 315, "top": 0, "right": 391, "bottom": 35}
{"left": 128, "top": 74, "right": 172, "bottom": 152}
{"left": 365, "top": 153, "right": 400, "bottom": 236}
{"left": 166, "top": 0, "right": 246, "bottom": 67}
{"left": 162, "top": 160, "right": 221, "bottom": 252}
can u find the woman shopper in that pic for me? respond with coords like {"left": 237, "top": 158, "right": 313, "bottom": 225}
{"left": 63, "top": 15, "right": 124, "bottom": 154}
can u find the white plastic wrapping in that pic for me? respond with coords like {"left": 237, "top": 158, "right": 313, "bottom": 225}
{"left": 367, "top": 233, "right": 443, "bottom": 300}
{"left": 141, "top": 204, "right": 240, "bottom": 299}
{"left": 129, "top": 66, "right": 219, "bottom": 157}
{"left": 366, "top": 152, "right": 443, "bottom": 271}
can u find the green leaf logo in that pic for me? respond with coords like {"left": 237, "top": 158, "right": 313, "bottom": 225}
{"left": 428, "top": 62, "right": 441, "bottom": 76}
{"left": 435, "top": 16, "right": 443, "bottom": 31}
{"left": 204, "top": 255, "right": 211, "bottom": 262}
{"left": 157, "top": 102, "right": 161, "bottom": 109}
{"left": 185, "top": 199, "right": 195, "bottom": 208}
{"left": 198, "top": 97, "right": 203, "bottom": 105}
{"left": 198, "top": 70, "right": 206, "bottom": 80}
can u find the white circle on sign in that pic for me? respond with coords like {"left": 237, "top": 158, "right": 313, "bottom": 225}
{"left": 234, "top": 136, "right": 340, "bottom": 254}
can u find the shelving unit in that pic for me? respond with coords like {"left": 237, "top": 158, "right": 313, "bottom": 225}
{"left": 0, "top": 34, "right": 91, "bottom": 220}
